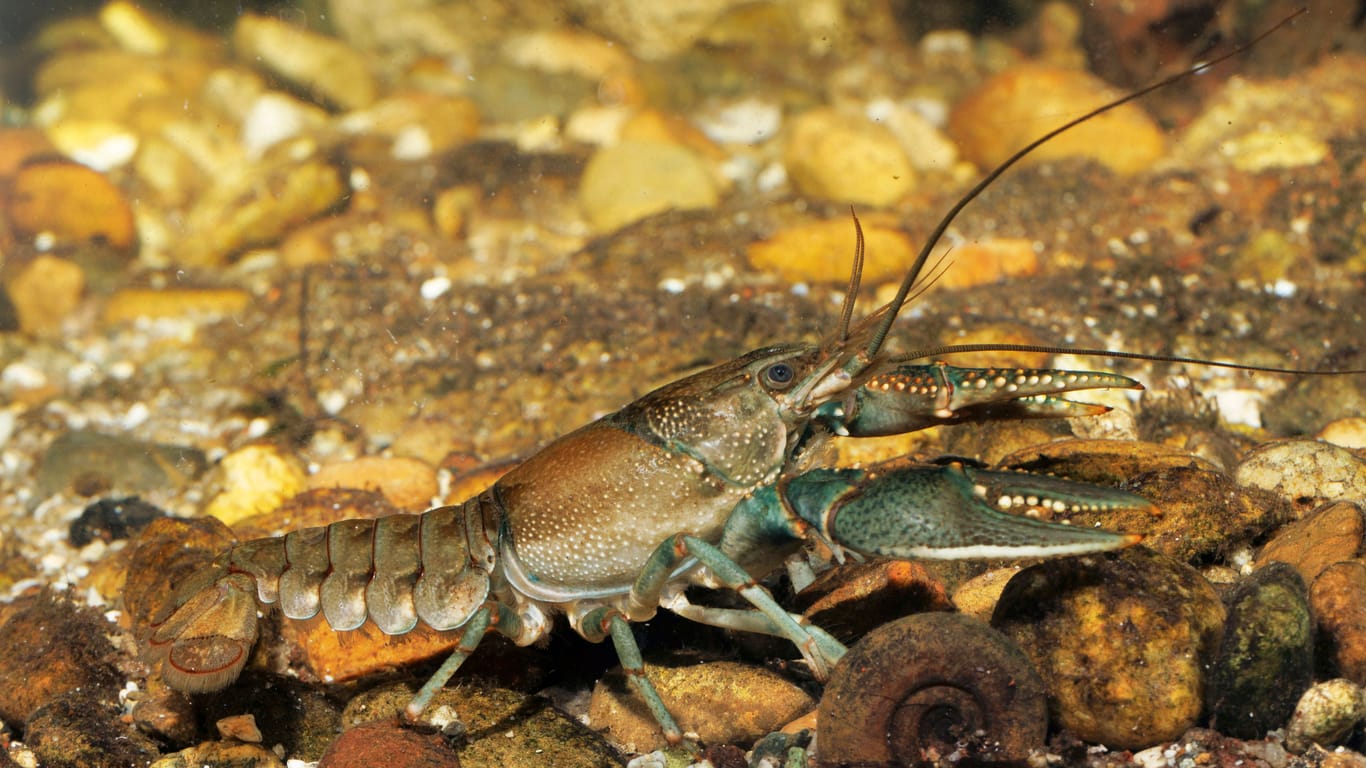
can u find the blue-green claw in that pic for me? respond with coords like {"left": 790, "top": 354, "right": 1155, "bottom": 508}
{"left": 816, "top": 363, "right": 1143, "bottom": 436}
{"left": 780, "top": 460, "right": 1145, "bottom": 560}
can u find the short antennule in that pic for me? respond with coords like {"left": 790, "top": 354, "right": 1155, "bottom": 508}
{"left": 860, "top": 7, "right": 1310, "bottom": 361}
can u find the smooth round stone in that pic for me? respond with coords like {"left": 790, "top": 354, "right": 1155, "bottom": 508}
{"left": 949, "top": 64, "right": 1165, "bottom": 176}
{"left": 992, "top": 547, "right": 1225, "bottom": 750}
{"left": 783, "top": 107, "right": 916, "bottom": 207}
{"left": 578, "top": 140, "right": 718, "bottom": 233}
{"left": 1205, "top": 562, "right": 1313, "bottom": 738}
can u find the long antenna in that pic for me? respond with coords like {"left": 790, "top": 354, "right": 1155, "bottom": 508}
{"left": 861, "top": 7, "right": 1309, "bottom": 358}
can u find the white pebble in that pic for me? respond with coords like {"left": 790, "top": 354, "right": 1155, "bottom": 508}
{"left": 1212, "top": 388, "right": 1263, "bottom": 428}
{"left": 695, "top": 97, "right": 782, "bottom": 144}
{"left": 121, "top": 401, "right": 150, "bottom": 429}
{"left": 243, "top": 93, "right": 308, "bottom": 157}
{"left": 2, "top": 362, "right": 48, "bottom": 390}
{"left": 420, "top": 275, "right": 452, "bottom": 301}
{"left": 317, "top": 389, "right": 349, "bottom": 415}
{"left": 391, "top": 125, "right": 433, "bottom": 160}
{"left": 658, "top": 277, "right": 686, "bottom": 294}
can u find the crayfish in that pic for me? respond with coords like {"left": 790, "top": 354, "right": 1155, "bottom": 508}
{"left": 133, "top": 6, "right": 1358, "bottom": 759}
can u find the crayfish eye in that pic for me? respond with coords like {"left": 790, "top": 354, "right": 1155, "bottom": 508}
{"left": 762, "top": 362, "right": 797, "bottom": 389}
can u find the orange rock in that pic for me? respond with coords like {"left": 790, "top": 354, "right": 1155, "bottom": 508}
{"left": 932, "top": 236, "right": 1040, "bottom": 290}
{"left": 747, "top": 217, "right": 914, "bottom": 285}
{"left": 1258, "top": 502, "right": 1364, "bottom": 583}
{"left": 6, "top": 255, "right": 85, "bottom": 335}
{"left": 282, "top": 615, "right": 463, "bottom": 685}
{"left": 231, "top": 487, "right": 399, "bottom": 540}
{"left": 102, "top": 287, "right": 251, "bottom": 324}
{"left": 1311, "top": 561, "right": 1366, "bottom": 686}
{"left": 319, "top": 717, "right": 461, "bottom": 768}
{"left": 622, "top": 109, "right": 724, "bottom": 160}
{"left": 7, "top": 160, "right": 136, "bottom": 249}
{"left": 308, "top": 456, "right": 439, "bottom": 512}
{"left": 950, "top": 64, "right": 1165, "bottom": 176}
{"left": 0, "top": 129, "right": 57, "bottom": 178}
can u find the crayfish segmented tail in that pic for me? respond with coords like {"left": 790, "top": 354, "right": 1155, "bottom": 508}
{"left": 135, "top": 6, "right": 1348, "bottom": 752}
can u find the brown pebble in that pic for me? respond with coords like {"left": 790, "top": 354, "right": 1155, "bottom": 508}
{"left": 949, "top": 64, "right": 1165, "bottom": 175}
{"left": 280, "top": 614, "right": 463, "bottom": 686}
{"left": 5, "top": 254, "right": 85, "bottom": 335}
{"left": 1258, "top": 502, "right": 1364, "bottom": 583}
{"left": 590, "top": 660, "right": 814, "bottom": 752}
{"left": 793, "top": 559, "right": 951, "bottom": 643}
{"left": 101, "top": 287, "right": 251, "bottom": 324}
{"left": 26, "top": 689, "right": 160, "bottom": 768}
{"left": 7, "top": 160, "right": 136, "bottom": 249}
{"left": 0, "top": 128, "right": 57, "bottom": 178}
{"left": 217, "top": 713, "right": 263, "bottom": 742}
{"left": 992, "top": 547, "right": 1225, "bottom": 750}
{"left": 320, "top": 718, "right": 461, "bottom": 768}
{"left": 1312, "top": 561, "right": 1366, "bottom": 686}
{"left": 231, "top": 487, "right": 399, "bottom": 539}
{"left": 307, "top": 456, "right": 439, "bottom": 512}
{"left": 0, "top": 592, "right": 122, "bottom": 726}
{"left": 130, "top": 679, "right": 199, "bottom": 746}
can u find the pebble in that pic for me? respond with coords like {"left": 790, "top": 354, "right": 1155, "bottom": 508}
{"left": 7, "top": 160, "right": 137, "bottom": 250}
{"left": 68, "top": 496, "right": 166, "bottom": 546}
{"left": 992, "top": 547, "right": 1226, "bottom": 750}
{"left": 746, "top": 218, "right": 914, "bottom": 285}
{"left": 1266, "top": 360, "right": 1366, "bottom": 438}
{"left": 792, "top": 559, "right": 951, "bottom": 644}
{"left": 951, "top": 566, "right": 1023, "bottom": 620}
{"left": 1205, "top": 562, "right": 1313, "bottom": 739}
{"left": 0, "top": 127, "right": 56, "bottom": 177}
{"left": 501, "top": 27, "right": 635, "bottom": 83}
{"left": 1285, "top": 679, "right": 1366, "bottom": 754}
{"left": 319, "top": 718, "right": 461, "bottom": 768}
{"left": 203, "top": 444, "right": 306, "bottom": 525}
{"left": 1311, "top": 561, "right": 1366, "bottom": 686}
{"left": 101, "top": 287, "right": 252, "bottom": 324}
{"left": 1173, "top": 55, "right": 1366, "bottom": 171}
{"left": 25, "top": 689, "right": 160, "bottom": 768}
{"left": 307, "top": 456, "right": 439, "bottom": 511}
{"left": 1123, "top": 464, "right": 1290, "bottom": 564}
{"left": 176, "top": 147, "right": 348, "bottom": 267}
{"left": 216, "top": 713, "right": 263, "bottom": 742}
{"left": 578, "top": 140, "right": 718, "bottom": 233}
{"left": 425, "top": 682, "right": 622, "bottom": 768}
{"left": 280, "top": 613, "right": 464, "bottom": 686}
{"left": 35, "top": 429, "right": 208, "bottom": 505}
{"left": 929, "top": 236, "right": 1039, "bottom": 290}
{"left": 1235, "top": 439, "right": 1366, "bottom": 519}
{"left": 1256, "top": 501, "right": 1364, "bottom": 583}
{"left": 43, "top": 119, "right": 139, "bottom": 171}
{"left": 5, "top": 254, "right": 85, "bottom": 336}
{"left": 1320, "top": 417, "right": 1366, "bottom": 450}
{"left": 338, "top": 92, "right": 481, "bottom": 159}
{"left": 589, "top": 661, "right": 814, "bottom": 752}
{"left": 199, "top": 673, "right": 342, "bottom": 762}
{"left": 232, "top": 14, "right": 377, "bottom": 111}
{"left": 990, "top": 440, "right": 1283, "bottom": 563}
{"left": 782, "top": 107, "right": 916, "bottom": 206}
{"left": 564, "top": 0, "right": 740, "bottom": 60}
{"left": 151, "top": 741, "right": 285, "bottom": 768}
{"left": 130, "top": 680, "right": 198, "bottom": 746}
{"left": 949, "top": 64, "right": 1165, "bottom": 176}
{"left": 0, "top": 593, "right": 122, "bottom": 726}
